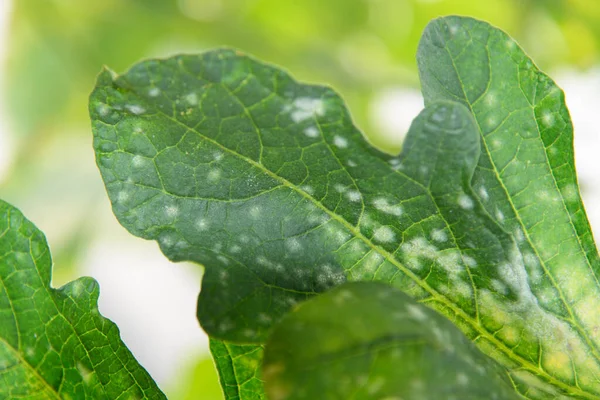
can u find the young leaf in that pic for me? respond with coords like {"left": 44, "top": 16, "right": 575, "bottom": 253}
{"left": 210, "top": 339, "right": 265, "bottom": 399}
{"left": 263, "top": 281, "right": 519, "bottom": 400}
{"left": 0, "top": 200, "right": 164, "bottom": 399}
{"left": 418, "top": 16, "right": 600, "bottom": 398}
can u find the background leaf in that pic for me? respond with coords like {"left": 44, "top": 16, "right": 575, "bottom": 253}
{"left": 263, "top": 281, "right": 519, "bottom": 400}
{"left": 210, "top": 339, "right": 265, "bottom": 400}
{"left": 0, "top": 199, "right": 165, "bottom": 399}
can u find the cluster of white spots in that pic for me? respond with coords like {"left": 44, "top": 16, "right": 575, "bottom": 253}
{"left": 333, "top": 135, "right": 348, "bottom": 149}
{"left": 285, "top": 237, "right": 302, "bottom": 252}
{"left": 372, "top": 197, "right": 403, "bottom": 216}
{"left": 400, "top": 238, "right": 438, "bottom": 270}
{"left": 495, "top": 208, "right": 505, "bottom": 223}
{"left": 457, "top": 193, "right": 474, "bottom": 210}
{"left": 126, "top": 104, "right": 146, "bottom": 115}
{"left": 208, "top": 168, "right": 221, "bottom": 181}
{"left": 165, "top": 205, "right": 179, "bottom": 218}
{"left": 406, "top": 303, "right": 427, "bottom": 321}
{"left": 373, "top": 226, "right": 396, "bottom": 243}
{"left": 478, "top": 186, "right": 489, "bottom": 201}
{"left": 250, "top": 205, "right": 261, "bottom": 219}
{"left": 347, "top": 159, "right": 357, "bottom": 167}
{"left": 148, "top": 87, "right": 161, "bottom": 97}
{"left": 430, "top": 229, "right": 448, "bottom": 243}
{"left": 97, "top": 103, "right": 110, "bottom": 116}
{"left": 185, "top": 93, "right": 198, "bottom": 106}
{"left": 453, "top": 280, "right": 474, "bottom": 298}
{"left": 541, "top": 110, "right": 555, "bottom": 127}
{"left": 346, "top": 190, "right": 362, "bottom": 202}
{"left": 286, "top": 97, "right": 326, "bottom": 123}
{"left": 303, "top": 126, "right": 319, "bottom": 138}
{"left": 300, "top": 185, "right": 315, "bottom": 195}
{"left": 362, "top": 252, "right": 384, "bottom": 273}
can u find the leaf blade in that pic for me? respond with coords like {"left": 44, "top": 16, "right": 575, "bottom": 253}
{"left": 263, "top": 281, "right": 520, "bottom": 400}
{"left": 0, "top": 200, "right": 165, "bottom": 399}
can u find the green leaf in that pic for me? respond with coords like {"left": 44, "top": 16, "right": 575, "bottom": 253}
{"left": 0, "top": 200, "right": 165, "bottom": 399}
{"left": 418, "top": 16, "right": 600, "bottom": 398}
{"left": 210, "top": 339, "right": 265, "bottom": 400}
{"left": 263, "top": 281, "right": 519, "bottom": 400}
{"left": 90, "top": 17, "right": 600, "bottom": 397}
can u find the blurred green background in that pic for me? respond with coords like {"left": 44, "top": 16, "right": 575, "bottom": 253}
{"left": 1, "top": 0, "right": 600, "bottom": 398}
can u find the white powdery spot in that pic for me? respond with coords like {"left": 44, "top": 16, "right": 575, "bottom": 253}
{"left": 77, "top": 362, "right": 93, "bottom": 383}
{"left": 346, "top": 190, "right": 362, "bottom": 202}
{"left": 165, "top": 205, "right": 179, "bottom": 218}
{"left": 457, "top": 373, "right": 469, "bottom": 386}
{"left": 250, "top": 206, "right": 261, "bottom": 219}
{"left": 230, "top": 245, "right": 241, "bottom": 254}
{"left": 208, "top": 169, "right": 221, "bottom": 181}
{"left": 406, "top": 304, "right": 427, "bottom": 321}
{"left": 495, "top": 208, "right": 505, "bottom": 222}
{"left": 303, "top": 126, "right": 319, "bottom": 138}
{"left": 430, "top": 229, "right": 448, "bottom": 243}
{"left": 514, "top": 228, "right": 525, "bottom": 243}
{"left": 478, "top": 186, "right": 489, "bottom": 201}
{"left": 285, "top": 238, "right": 302, "bottom": 253}
{"left": 463, "top": 255, "right": 477, "bottom": 268}
{"left": 185, "top": 93, "right": 199, "bottom": 106}
{"left": 373, "top": 226, "right": 396, "bottom": 243}
{"left": 300, "top": 185, "right": 315, "bottom": 195}
{"left": 542, "top": 111, "right": 555, "bottom": 127}
{"left": 126, "top": 104, "right": 146, "bottom": 115}
{"left": 334, "top": 183, "right": 347, "bottom": 193}
{"left": 288, "top": 97, "right": 326, "bottom": 123}
{"left": 148, "top": 87, "right": 161, "bottom": 97}
{"left": 484, "top": 92, "right": 497, "bottom": 106}
{"left": 97, "top": 103, "right": 110, "bottom": 116}
{"left": 457, "top": 194, "right": 474, "bottom": 210}
{"left": 213, "top": 151, "right": 224, "bottom": 161}
{"left": 132, "top": 155, "right": 145, "bottom": 167}
{"left": 373, "top": 197, "right": 403, "bottom": 216}
{"left": 196, "top": 219, "right": 208, "bottom": 231}
{"left": 333, "top": 135, "right": 348, "bottom": 149}
{"left": 347, "top": 160, "right": 357, "bottom": 167}
{"left": 117, "top": 191, "right": 129, "bottom": 203}
{"left": 217, "top": 255, "right": 229, "bottom": 265}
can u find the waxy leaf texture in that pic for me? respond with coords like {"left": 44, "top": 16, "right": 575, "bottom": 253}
{"left": 90, "top": 16, "right": 600, "bottom": 399}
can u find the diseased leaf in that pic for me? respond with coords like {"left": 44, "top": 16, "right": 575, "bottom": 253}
{"left": 0, "top": 200, "right": 165, "bottom": 399}
{"left": 90, "top": 17, "right": 600, "bottom": 399}
{"left": 263, "top": 281, "right": 519, "bottom": 400}
{"left": 418, "top": 16, "right": 600, "bottom": 398}
{"left": 210, "top": 339, "right": 265, "bottom": 400}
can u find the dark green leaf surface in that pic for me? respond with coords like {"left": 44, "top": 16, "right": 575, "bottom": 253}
{"left": 263, "top": 281, "right": 518, "bottom": 400}
{"left": 90, "top": 17, "right": 600, "bottom": 398}
{"left": 0, "top": 200, "right": 164, "bottom": 399}
{"left": 210, "top": 339, "right": 265, "bottom": 400}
